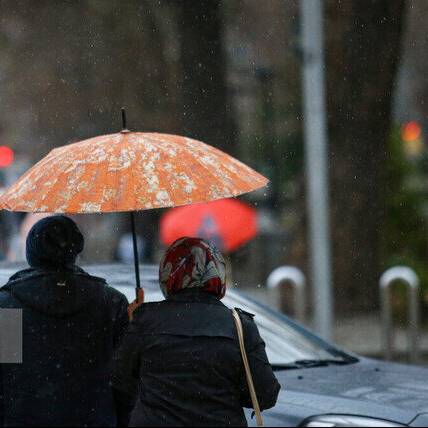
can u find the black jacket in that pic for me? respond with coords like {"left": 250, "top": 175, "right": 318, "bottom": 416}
{"left": 0, "top": 266, "right": 129, "bottom": 427}
{"left": 113, "top": 290, "right": 280, "bottom": 427}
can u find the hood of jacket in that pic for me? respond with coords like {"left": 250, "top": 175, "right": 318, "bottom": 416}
{"left": 2, "top": 267, "right": 106, "bottom": 318}
{"left": 26, "top": 215, "right": 84, "bottom": 270}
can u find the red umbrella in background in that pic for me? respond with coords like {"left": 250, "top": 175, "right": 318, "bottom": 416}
{"left": 160, "top": 198, "right": 258, "bottom": 252}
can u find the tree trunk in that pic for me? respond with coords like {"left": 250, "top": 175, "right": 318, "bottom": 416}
{"left": 175, "top": 0, "right": 237, "bottom": 154}
{"left": 325, "top": 0, "right": 407, "bottom": 313}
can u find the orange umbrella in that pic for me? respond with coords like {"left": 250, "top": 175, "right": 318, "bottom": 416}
{"left": 0, "top": 110, "right": 268, "bottom": 296}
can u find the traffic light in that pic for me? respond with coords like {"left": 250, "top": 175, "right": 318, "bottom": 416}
{"left": 0, "top": 146, "right": 14, "bottom": 168}
{"left": 401, "top": 121, "right": 423, "bottom": 158}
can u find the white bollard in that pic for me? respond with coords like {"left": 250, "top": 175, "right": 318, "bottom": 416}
{"left": 267, "top": 266, "right": 306, "bottom": 323}
{"left": 380, "top": 266, "right": 420, "bottom": 363}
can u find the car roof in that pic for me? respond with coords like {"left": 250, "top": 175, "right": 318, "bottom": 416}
{"left": 0, "top": 263, "right": 161, "bottom": 304}
{"left": 0, "top": 262, "right": 159, "bottom": 288}
{"left": 84, "top": 263, "right": 160, "bottom": 289}
{"left": 0, "top": 262, "right": 350, "bottom": 361}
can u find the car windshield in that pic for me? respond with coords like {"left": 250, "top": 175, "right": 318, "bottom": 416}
{"left": 222, "top": 291, "right": 349, "bottom": 366}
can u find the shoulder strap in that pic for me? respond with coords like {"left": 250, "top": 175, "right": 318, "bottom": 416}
{"left": 232, "top": 309, "right": 264, "bottom": 427}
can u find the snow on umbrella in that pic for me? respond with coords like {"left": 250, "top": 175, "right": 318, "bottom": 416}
{"left": 160, "top": 198, "right": 258, "bottom": 252}
{"left": 0, "top": 110, "right": 268, "bottom": 298}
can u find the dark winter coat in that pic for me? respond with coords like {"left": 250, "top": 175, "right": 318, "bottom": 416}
{"left": 113, "top": 289, "right": 280, "bottom": 427}
{"left": 0, "top": 266, "right": 129, "bottom": 427}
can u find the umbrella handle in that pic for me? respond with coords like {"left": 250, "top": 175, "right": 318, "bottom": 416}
{"left": 130, "top": 211, "right": 142, "bottom": 301}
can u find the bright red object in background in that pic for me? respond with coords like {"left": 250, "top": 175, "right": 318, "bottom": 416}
{"left": 160, "top": 199, "right": 258, "bottom": 252}
{"left": 402, "top": 121, "right": 422, "bottom": 142}
{"left": 0, "top": 146, "right": 14, "bottom": 168}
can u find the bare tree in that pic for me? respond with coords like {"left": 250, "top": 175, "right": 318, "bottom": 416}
{"left": 175, "top": 0, "right": 237, "bottom": 154}
{"left": 325, "top": 0, "right": 407, "bottom": 312}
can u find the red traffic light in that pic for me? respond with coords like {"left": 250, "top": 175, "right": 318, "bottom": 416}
{"left": 0, "top": 146, "right": 14, "bottom": 168}
{"left": 402, "top": 121, "right": 422, "bottom": 142}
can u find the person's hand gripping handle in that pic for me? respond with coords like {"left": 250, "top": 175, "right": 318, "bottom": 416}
{"left": 128, "top": 288, "right": 145, "bottom": 321}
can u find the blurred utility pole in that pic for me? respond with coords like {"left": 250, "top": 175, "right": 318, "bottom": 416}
{"left": 300, "top": 0, "right": 333, "bottom": 339}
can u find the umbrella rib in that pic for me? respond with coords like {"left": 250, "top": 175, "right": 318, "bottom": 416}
{"left": 6, "top": 148, "right": 67, "bottom": 193}
{"left": 152, "top": 137, "right": 194, "bottom": 206}
{"left": 2, "top": 148, "right": 73, "bottom": 210}
{"left": 32, "top": 154, "right": 84, "bottom": 212}
{"left": 192, "top": 139, "right": 267, "bottom": 187}
{"left": 149, "top": 136, "right": 248, "bottom": 205}
{"left": 184, "top": 149, "right": 238, "bottom": 200}
{"left": 113, "top": 139, "right": 121, "bottom": 212}
{"left": 31, "top": 144, "right": 102, "bottom": 212}
{"left": 130, "top": 137, "right": 140, "bottom": 211}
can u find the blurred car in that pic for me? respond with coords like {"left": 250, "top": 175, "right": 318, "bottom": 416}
{"left": 1, "top": 263, "right": 428, "bottom": 427}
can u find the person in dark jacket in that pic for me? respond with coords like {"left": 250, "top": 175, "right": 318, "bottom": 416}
{"left": 0, "top": 215, "right": 129, "bottom": 427}
{"left": 113, "top": 237, "right": 280, "bottom": 427}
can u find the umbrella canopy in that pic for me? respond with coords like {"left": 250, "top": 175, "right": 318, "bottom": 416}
{"left": 0, "top": 122, "right": 268, "bottom": 299}
{"left": 0, "top": 132, "right": 267, "bottom": 213}
{"left": 160, "top": 199, "right": 258, "bottom": 252}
